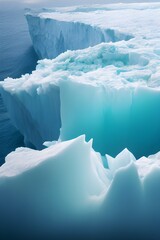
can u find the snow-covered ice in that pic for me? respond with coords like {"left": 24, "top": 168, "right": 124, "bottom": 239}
{"left": 1, "top": 41, "right": 160, "bottom": 157}
{"left": 1, "top": 2, "right": 160, "bottom": 238}
{"left": 26, "top": 3, "right": 160, "bottom": 58}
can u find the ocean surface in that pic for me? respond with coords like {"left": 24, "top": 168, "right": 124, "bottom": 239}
{"left": 0, "top": 5, "right": 38, "bottom": 164}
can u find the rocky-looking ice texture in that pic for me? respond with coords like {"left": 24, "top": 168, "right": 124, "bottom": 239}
{"left": 1, "top": 135, "right": 160, "bottom": 238}
{"left": 1, "top": 41, "right": 160, "bottom": 157}
{"left": 25, "top": 3, "right": 160, "bottom": 59}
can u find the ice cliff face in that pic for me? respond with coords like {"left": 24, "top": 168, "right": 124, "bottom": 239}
{"left": 1, "top": 42, "right": 160, "bottom": 157}
{"left": 19, "top": 3, "right": 160, "bottom": 157}
{"left": 25, "top": 3, "right": 160, "bottom": 59}
{"left": 1, "top": 3, "right": 160, "bottom": 239}
{"left": 26, "top": 13, "right": 132, "bottom": 59}
{"left": 25, "top": 5, "right": 135, "bottom": 59}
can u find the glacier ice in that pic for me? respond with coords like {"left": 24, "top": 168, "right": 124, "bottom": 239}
{"left": 0, "top": 3, "right": 158, "bottom": 157}
{"left": 1, "top": 41, "right": 160, "bottom": 157}
{"left": 0, "top": 136, "right": 105, "bottom": 238}
{"left": 0, "top": 96, "right": 24, "bottom": 164}
{"left": 1, "top": 3, "right": 160, "bottom": 239}
{"left": 25, "top": 8, "right": 133, "bottom": 59}
{"left": 1, "top": 136, "right": 160, "bottom": 238}
{"left": 25, "top": 3, "right": 160, "bottom": 59}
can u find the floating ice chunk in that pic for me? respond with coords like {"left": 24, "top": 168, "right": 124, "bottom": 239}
{"left": 0, "top": 135, "right": 106, "bottom": 237}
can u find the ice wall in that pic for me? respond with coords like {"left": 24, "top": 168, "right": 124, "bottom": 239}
{"left": 25, "top": 3, "right": 160, "bottom": 60}
{"left": 26, "top": 13, "right": 132, "bottom": 59}
{"left": 0, "top": 81, "right": 61, "bottom": 149}
{"left": 60, "top": 75, "right": 160, "bottom": 157}
{"left": 0, "top": 96, "right": 24, "bottom": 164}
{"left": 1, "top": 42, "right": 160, "bottom": 157}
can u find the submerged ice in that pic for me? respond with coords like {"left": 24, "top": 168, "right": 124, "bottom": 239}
{"left": 1, "top": 2, "right": 160, "bottom": 238}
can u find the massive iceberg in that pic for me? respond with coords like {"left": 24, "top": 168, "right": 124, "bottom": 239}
{"left": 1, "top": 3, "right": 157, "bottom": 157}
{"left": 1, "top": 42, "right": 160, "bottom": 157}
{"left": 1, "top": 2, "right": 160, "bottom": 239}
{"left": 25, "top": 3, "right": 160, "bottom": 59}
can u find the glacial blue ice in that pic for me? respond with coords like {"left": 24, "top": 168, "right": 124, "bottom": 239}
{"left": 1, "top": 3, "right": 160, "bottom": 239}
{"left": 1, "top": 42, "right": 160, "bottom": 157}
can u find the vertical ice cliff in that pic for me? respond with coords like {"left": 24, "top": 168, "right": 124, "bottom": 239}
{"left": 0, "top": 96, "right": 24, "bottom": 164}
{"left": 25, "top": 8, "right": 133, "bottom": 59}
{"left": 25, "top": 3, "right": 160, "bottom": 60}
{"left": 1, "top": 41, "right": 160, "bottom": 157}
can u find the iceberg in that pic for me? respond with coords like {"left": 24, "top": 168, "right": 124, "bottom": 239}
{"left": 0, "top": 3, "right": 154, "bottom": 157}
{"left": 25, "top": 3, "right": 160, "bottom": 59}
{"left": 1, "top": 41, "right": 160, "bottom": 157}
{"left": 0, "top": 136, "right": 105, "bottom": 238}
{"left": 1, "top": 135, "right": 160, "bottom": 238}
{"left": 1, "top": 2, "right": 160, "bottom": 239}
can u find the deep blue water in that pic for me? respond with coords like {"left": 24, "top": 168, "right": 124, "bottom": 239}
{"left": 0, "top": 6, "right": 38, "bottom": 164}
